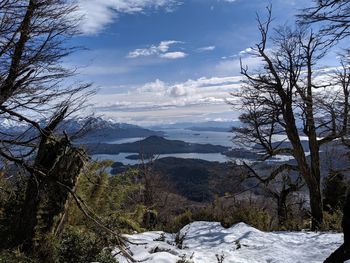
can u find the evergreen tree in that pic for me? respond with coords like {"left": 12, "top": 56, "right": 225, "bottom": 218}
{"left": 323, "top": 171, "right": 348, "bottom": 213}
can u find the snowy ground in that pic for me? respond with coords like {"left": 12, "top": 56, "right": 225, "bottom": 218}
{"left": 115, "top": 221, "right": 344, "bottom": 263}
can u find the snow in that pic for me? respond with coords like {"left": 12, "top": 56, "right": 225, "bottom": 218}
{"left": 115, "top": 221, "right": 343, "bottom": 263}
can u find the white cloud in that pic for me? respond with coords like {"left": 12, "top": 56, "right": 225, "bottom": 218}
{"left": 169, "top": 84, "right": 195, "bottom": 97}
{"left": 215, "top": 48, "right": 263, "bottom": 76}
{"left": 215, "top": 55, "right": 262, "bottom": 75}
{"left": 127, "top": 46, "right": 159, "bottom": 58}
{"left": 239, "top": 47, "right": 253, "bottom": 56}
{"left": 127, "top": 41, "right": 186, "bottom": 59}
{"left": 197, "top": 46, "right": 216, "bottom": 52}
{"left": 136, "top": 79, "right": 166, "bottom": 94}
{"left": 159, "top": 51, "right": 187, "bottom": 59}
{"left": 77, "top": 0, "right": 181, "bottom": 35}
{"left": 158, "top": 40, "right": 180, "bottom": 52}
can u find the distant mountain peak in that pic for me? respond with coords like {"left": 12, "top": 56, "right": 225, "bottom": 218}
{"left": 143, "top": 135, "right": 167, "bottom": 141}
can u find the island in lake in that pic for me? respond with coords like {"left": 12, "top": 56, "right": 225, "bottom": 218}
{"left": 84, "top": 135, "right": 229, "bottom": 155}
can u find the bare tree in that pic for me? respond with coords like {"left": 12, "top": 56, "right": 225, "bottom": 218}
{"left": 0, "top": 1, "right": 113, "bottom": 260}
{"left": 298, "top": 0, "right": 350, "bottom": 43}
{"left": 0, "top": 0, "right": 93, "bottom": 160}
{"left": 233, "top": 7, "right": 350, "bottom": 230}
{"left": 242, "top": 162, "right": 304, "bottom": 226}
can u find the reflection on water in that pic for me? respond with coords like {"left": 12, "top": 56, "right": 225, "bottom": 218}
{"left": 108, "top": 137, "right": 146, "bottom": 144}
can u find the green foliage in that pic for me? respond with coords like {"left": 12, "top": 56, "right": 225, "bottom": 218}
{"left": 33, "top": 233, "right": 60, "bottom": 263}
{"left": 161, "top": 197, "right": 277, "bottom": 233}
{"left": 322, "top": 210, "right": 343, "bottom": 232}
{"left": 0, "top": 161, "right": 140, "bottom": 263}
{"left": 58, "top": 226, "right": 117, "bottom": 263}
{"left": 0, "top": 250, "right": 38, "bottom": 263}
{"left": 57, "top": 160, "right": 147, "bottom": 261}
{"left": 277, "top": 217, "right": 306, "bottom": 231}
{"left": 0, "top": 172, "right": 27, "bottom": 249}
{"left": 323, "top": 171, "right": 348, "bottom": 213}
{"left": 68, "top": 161, "right": 144, "bottom": 233}
{"left": 172, "top": 210, "right": 193, "bottom": 232}
{"left": 95, "top": 250, "right": 119, "bottom": 263}
{"left": 222, "top": 204, "right": 273, "bottom": 231}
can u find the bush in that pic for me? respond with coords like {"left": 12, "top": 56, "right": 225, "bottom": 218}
{"left": 323, "top": 171, "right": 348, "bottom": 213}
{"left": 0, "top": 175, "right": 27, "bottom": 249}
{"left": 0, "top": 250, "right": 38, "bottom": 263}
{"left": 173, "top": 210, "right": 193, "bottom": 230}
{"left": 322, "top": 210, "right": 343, "bottom": 232}
{"left": 58, "top": 226, "right": 117, "bottom": 263}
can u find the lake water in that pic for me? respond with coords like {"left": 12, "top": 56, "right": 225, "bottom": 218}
{"left": 93, "top": 152, "right": 231, "bottom": 165}
{"left": 91, "top": 129, "right": 235, "bottom": 164}
{"left": 91, "top": 129, "right": 300, "bottom": 165}
{"left": 108, "top": 129, "right": 234, "bottom": 147}
{"left": 161, "top": 128, "right": 234, "bottom": 147}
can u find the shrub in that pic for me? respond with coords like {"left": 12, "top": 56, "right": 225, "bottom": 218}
{"left": 170, "top": 210, "right": 193, "bottom": 232}
{"left": 322, "top": 210, "right": 343, "bottom": 232}
{"left": 323, "top": 171, "right": 348, "bottom": 213}
{"left": 0, "top": 250, "right": 38, "bottom": 263}
{"left": 58, "top": 226, "right": 117, "bottom": 263}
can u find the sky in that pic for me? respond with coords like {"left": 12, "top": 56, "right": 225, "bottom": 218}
{"left": 68, "top": 0, "right": 331, "bottom": 126}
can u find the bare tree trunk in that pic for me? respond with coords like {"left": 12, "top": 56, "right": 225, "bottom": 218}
{"left": 13, "top": 136, "right": 86, "bottom": 260}
{"left": 308, "top": 180, "right": 323, "bottom": 230}
{"left": 305, "top": 52, "right": 323, "bottom": 230}
{"left": 284, "top": 104, "right": 323, "bottom": 230}
{"left": 277, "top": 195, "right": 288, "bottom": 226}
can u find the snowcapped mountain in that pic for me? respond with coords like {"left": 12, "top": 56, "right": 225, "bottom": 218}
{"left": 61, "top": 117, "right": 164, "bottom": 143}
{"left": 57, "top": 116, "right": 147, "bottom": 133}
{"left": 115, "top": 221, "right": 342, "bottom": 263}
{"left": 0, "top": 118, "right": 29, "bottom": 132}
{"left": 0, "top": 116, "right": 163, "bottom": 143}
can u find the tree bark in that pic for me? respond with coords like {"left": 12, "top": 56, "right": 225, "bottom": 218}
{"left": 284, "top": 103, "right": 323, "bottom": 230}
{"left": 277, "top": 194, "right": 288, "bottom": 226}
{"left": 308, "top": 179, "right": 323, "bottom": 230}
{"left": 13, "top": 136, "right": 86, "bottom": 260}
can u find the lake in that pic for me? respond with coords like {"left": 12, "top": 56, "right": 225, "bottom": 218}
{"left": 108, "top": 128, "right": 234, "bottom": 147}
{"left": 90, "top": 129, "right": 299, "bottom": 165}
{"left": 91, "top": 129, "right": 234, "bottom": 164}
{"left": 92, "top": 152, "right": 231, "bottom": 165}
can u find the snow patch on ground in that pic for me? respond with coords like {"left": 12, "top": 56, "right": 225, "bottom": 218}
{"left": 115, "top": 221, "right": 343, "bottom": 263}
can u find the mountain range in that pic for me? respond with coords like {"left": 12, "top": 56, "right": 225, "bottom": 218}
{"left": 0, "top": 117, "right": 163, "bottom": 143}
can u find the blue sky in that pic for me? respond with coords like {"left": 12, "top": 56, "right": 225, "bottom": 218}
{"left": 69, "top": 0, "right": 328, "bottom": 125}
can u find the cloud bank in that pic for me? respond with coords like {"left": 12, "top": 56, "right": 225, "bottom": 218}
{"left": 91, "top": 76, "right": 241, "bottom": 124}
